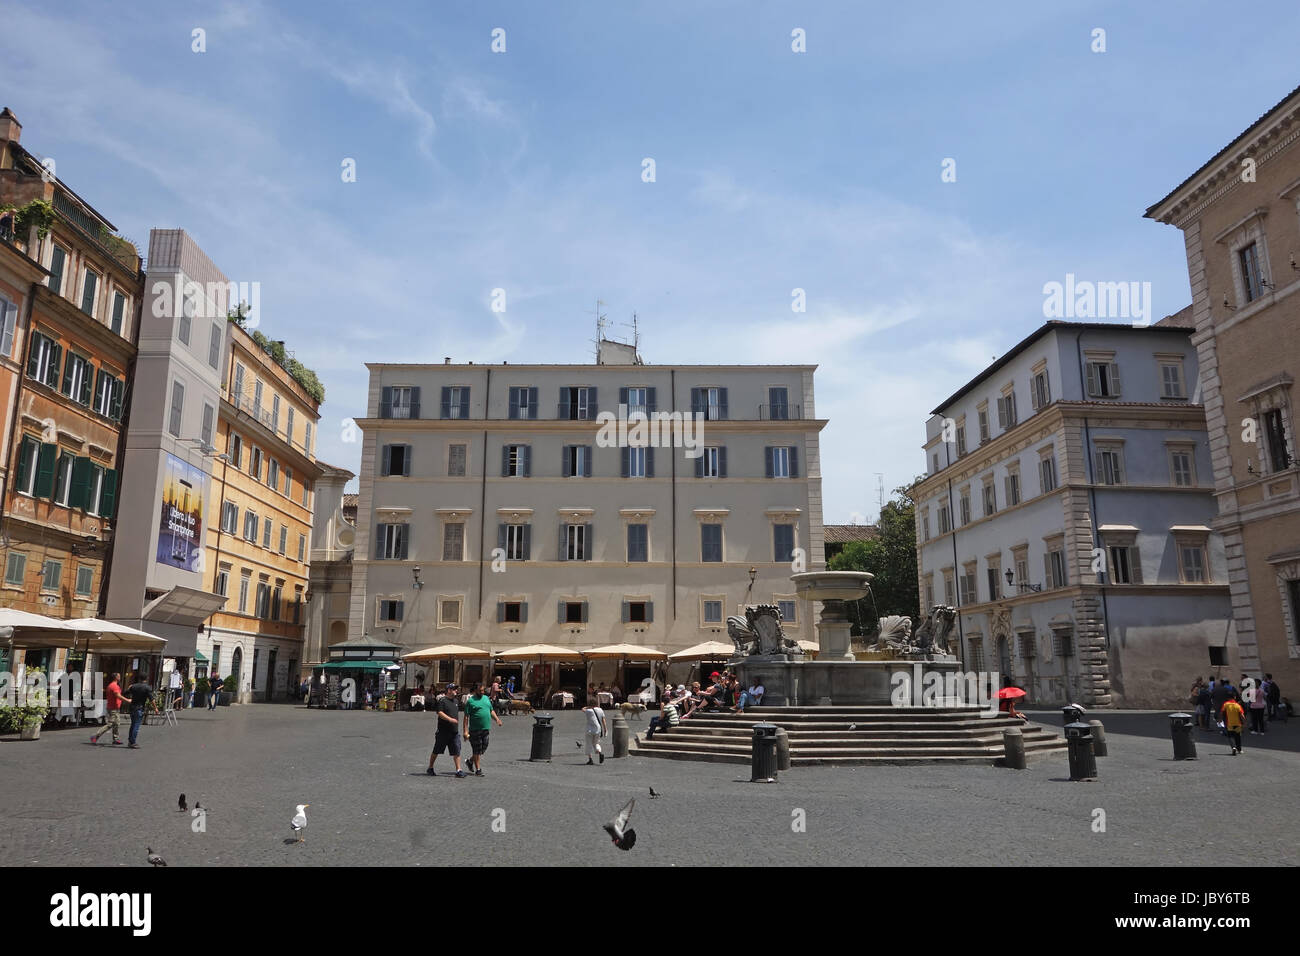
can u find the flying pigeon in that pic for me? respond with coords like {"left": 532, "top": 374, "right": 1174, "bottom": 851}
{"left": 603, "top": 798, "right": 637, "bottom": 851}
{"left": 291, "top": 804, "right": 309, "bottom": 842}
{"left": 648, "top": 787, "right": 660, "bottom": 799}
{"left": 147, "top": 847, "right": 167, "bottom": 867}
{"left": 178, "top": 794, "right": 187, "bottom": 812}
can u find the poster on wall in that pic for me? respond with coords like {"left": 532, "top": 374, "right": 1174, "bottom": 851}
{"left": 156, "top": 453, "right": 208, "bottom": 572}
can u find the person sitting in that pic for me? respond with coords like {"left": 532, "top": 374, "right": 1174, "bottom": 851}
{"left": 679, "top": 682, "right": 705, "bottom": 719}
{"left": 698, "top": 673, "right": 727, "bottom": 712}
{"left": 998, "top": 696, "right": 1028, "bottom": 721}
{"left": 610, "top": 683, "right": 623, "bottom": 704}
{"left": 645, "top": 693, "right": 682, "bottom": 739}
{"left": 733, "top": 677, "right": 765, "bottom": 713}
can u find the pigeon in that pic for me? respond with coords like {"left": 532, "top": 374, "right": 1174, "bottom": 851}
{"left": 602, "top": 798, "right": 637, "bottom": 851}
{"left": 194, "top": 802, "right": 203, "bottom": 812}
{"left": 178, "top": 794, "right": 187, "bottom": 812}
{"left": 576, "top": 741, "right": 583, "bottom": 749}
{"left": 648, "top": 787, "right": 661, "bottom": 799}
{"left": 147, "top": 847, "right": 167, "bottom": 867}
{"left": 848, "top": 724, "right": 857, "bottom": 731}
{"left": 291, "top": 804, "right": 309, "bottom": 842}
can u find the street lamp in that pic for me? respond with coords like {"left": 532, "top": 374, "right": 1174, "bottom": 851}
{"left": 1005, "top": 568, "right": 1042, "bottom": 593}
{"left": 412, "top": 566, "right": 423, "bottom": 590}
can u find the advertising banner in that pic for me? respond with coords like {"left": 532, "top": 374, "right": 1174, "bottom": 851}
{"left": 156, "top": 453, "right": 208, "bottom": 572}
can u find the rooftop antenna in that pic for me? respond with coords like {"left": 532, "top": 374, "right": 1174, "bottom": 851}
{"left": 874, "top": 473, "right": 885, "bottom": 521}
{"left": 589, "top": 299, "right": 608, "bottom": 362}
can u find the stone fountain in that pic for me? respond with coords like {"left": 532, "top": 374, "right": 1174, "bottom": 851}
{"left": 732, "top": 570, "right": 961, "bottom": 706}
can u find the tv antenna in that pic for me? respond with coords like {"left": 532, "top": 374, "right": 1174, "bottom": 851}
{"left": 874, "top": 473, "right": 885, "bottom": 520}
{"left": 589, "top": 299, "right": 608, "bottom": 361}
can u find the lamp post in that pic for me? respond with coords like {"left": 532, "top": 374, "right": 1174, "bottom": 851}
{"left": 1005, "top": 568, "right": 1042, "bottom": 594}
{"left": 747, "top": 566, "right": 757, "bottom": 602}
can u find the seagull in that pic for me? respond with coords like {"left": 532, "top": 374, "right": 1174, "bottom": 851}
{"left": 291, "top": 804, "right": 309, "bottom": 843}
{"left": 147, "top": 847, "right": 167, "bottom": 867}
{"left": 602, "top": 798, "right": 637, "bottom": 851}
{"left": 648, "top": 787, "right": 661, "bottom": 799}
{"left": 178, "top": 794, "right": 187, "bottom": 812}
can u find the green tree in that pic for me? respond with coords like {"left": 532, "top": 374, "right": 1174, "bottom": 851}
{"left": 828, "top": 482, "right": 921, "bottom": 634}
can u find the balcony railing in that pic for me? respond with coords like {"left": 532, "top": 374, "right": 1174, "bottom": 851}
{"left": 379, "top": 401, "right": 420, "bottom": 419}
{"left": 758, "top": 403, "right": 801, "bottom": 420}
{"left": 556, "top": 403, "right": 600, "bottom": 420}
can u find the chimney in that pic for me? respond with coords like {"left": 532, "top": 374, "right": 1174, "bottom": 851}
{"left": 443, "top": 357, "right": 450, "bottom": 365}
{"left": 0, "top": 108, "right": 21, "bottom": 144}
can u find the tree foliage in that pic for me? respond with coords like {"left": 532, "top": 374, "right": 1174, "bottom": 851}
{"left": 828, "top": 482, "right": 922, "bottom": 635}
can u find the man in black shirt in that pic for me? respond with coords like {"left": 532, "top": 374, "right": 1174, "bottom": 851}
{"left": 126, "top": 674, "right": 154, "bottom": 749}
{"left": 427, "top": 683, "right": 467, "bottom": 778}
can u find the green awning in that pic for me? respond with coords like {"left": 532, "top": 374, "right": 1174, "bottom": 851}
{"left": 319, "top": 660, "right": 398, "bottom": 672}
{"left": 193, "top": 650, "right": 209, "bottom": 662}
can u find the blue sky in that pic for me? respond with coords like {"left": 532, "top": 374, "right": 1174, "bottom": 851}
{"left": 7, "top": 0, "right": 1300, "bottom": 521}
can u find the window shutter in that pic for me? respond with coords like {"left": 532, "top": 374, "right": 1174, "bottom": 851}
{"left": 69, "top": 456, "right": 92, "bottom": 509}
{"left": 581, "top": 601, "right": 589, "bottom": 623}
{"left": 440, "top": 386, "right": 451, "bottom": 418}
{"left": 100, "top": 469, "right": 117, "bottom": 517}
{"left": 646, "top": 387, "right": 657, "bottom": 414}
{"left": 410, "top": 386, "right": 421, "bottom": 417}
{"left": 399, "top": 526, "right": 410, "bottom": 560}
{"left": 111, "top": 378, "right": 123, "bottom": 420}
{"left": 522, "top": 445, "right": 531, "bottom": 477}
{"left": 695, "top": 454, "right": 704, "bottom": 478}
{"left": 497, "top": 602, "right": 506, "bottom": 623}
{"left": 789, "top": 445, "right": 799, "bottom": 478}
{"left": 402, "top": 445, "right": 411, "bottom": 477}
{"left": 583, "top": 446, "right": 592, "bottom": 477}
{"left": 61, "top": 353, "right": 74, "bottom": 395}
{"left": 1109, "top": 363, "right": 1122, "bottom": 397}
{"left": 557, "top": 600, "right": 566, "bottom": 624}
{"left": 1093, "top": 451, "right": 1104, "bottom": 483}
{"left": 621, "top": 447, "right": 630, "bottom": 478}
{"left": 501, "top": 444, "right": 510, "bottom": 477}
{"left": 1043, "top": 369, "right": 1050, "bottom": 405}
{"left": 719, "top": 446, "right": 728, "bottom": 478}
{"left": 79, "top": 365, "right": 92, "bottom": 405}
{"left": 996, "top": 397, "right": 1007, "bottom": 428}
{"left": 718, "top": 388, "right": 728, "bottom": 419}
{"left": 765, "top": 447, "right": 774, "bottom": 479}
{"left": 35, "top": 443, "right": 57, "bottom": 499}
{"left": 690, "top": 387, "right": 702, "bottom": 414}
{"left": 0, "top": 301, "right": 13, "bottom": 357}
{"left": 587, "top": 387, "right": 597, "bottom": 416}
{"left": 619, "top": 386, "right": 629, "bottom": 408}
{"left": 522, "top": 524, "right": 531, "bottom": 560}
{"left": 26, "top": 335, "right": 41, "bottom": 377}
{"left": 497, "top": 523, "right": 507, "bottom": 554}
{"left": 94, "top": 369, "right": 105, "bottom": 412}
{"left": 622, "top": 600, "right": 630, "bottom": 623}
{"left": 46, "top": 344, "right": 61, "bottom": 387}
{"left": 520, "top": 601, "right": 528, "bottom": 622}
{"left": 1085, "top": 363, "right": 1098, "bottom": 397}
{"left": 459, "top": 388, "right": 470, "bottom": 418}
{"left": 509, "top": 388, "right": 519, "bottom": 419}
{"left": 558, "top": 524, "right": 567, "bottom": 561}
{"left": 375, "top": 526, "right": 385, "bottom": 560}
{"left": 584, "top": 523, "right": 593, "bottom": 560}
{"left": 15, "top": 437, "right": 34, "bottom": 491}
{"left": 381, "top": 445, "right": 391, "bottom": 477}
{"left": 645, "top": 600, "right": 654, "bottom": 623}
{"left": 380, "top": 385, "right": 392, "bottom": 417}
{"left": 646, "top": 447, "right": 655, "bottom": 478}
{"left": 1043, "top": 554, "right": 1053, "bottom": 588}
{"left": 559, "top": 386, "right": 571, "bottom": 416}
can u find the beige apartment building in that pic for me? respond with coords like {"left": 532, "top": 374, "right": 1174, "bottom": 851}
{"left": 1146, "top": 84, "right": 1300, "bottom": 688}
{"left": 350, "top": 340, "right": 827, "bottom": 690}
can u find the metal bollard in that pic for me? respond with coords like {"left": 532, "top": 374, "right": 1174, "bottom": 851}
{"left": 611, "top": 712, "right": 629, "bottom": 758}
{"left": 1002, "top": 727, "right": 1026, "bottom": 769}
{"left": 751, "top": 722, "right": 779, "bottom": 782}
{"left": 775, "top": 727, "right": 791, "bottom": 772}
{"left": 1064, "top": 721, "right": 1097, "bottom": 780}
{"left": 1088, "top": 719, "right": 1108, "bottom": 756}
{"left": 1169, "top": 712, "right": 1197, "bottom": 760}
{"left": 529, "top": 713, "right": 554, "bottom": 762}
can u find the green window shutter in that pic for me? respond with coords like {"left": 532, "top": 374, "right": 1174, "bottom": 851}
{"left": 34, "top": 443, "right": 57, "bottom": 499}
{"left": 99, "top": 469, "right": 118, "bottom": 517}
{"left": 110, "top": 378, "right": 124, "bottom": 420}
{"left": 94, "top": 368, "right": 105, "bottom": 413}
{"left": 26, "top": 334, "right": 41, "bottom": 377}
{"left": 111, "top": 294, "right": 125, "bottom": 335}
{"left": 46, "top": 343, "right": 61, "bottom": 388}
{"left": 79, "top": 363, "right": 93, "bottom": 405}
{"left": 61, "top": 352, "right": 74, "bottom": 394}
{"left": 69, "top": 456, "right": 92, "bottom": 510}
{"left": 15, "top": 436, "right": 36, "bottom": 491}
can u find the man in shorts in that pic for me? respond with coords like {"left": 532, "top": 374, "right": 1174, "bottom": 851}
{"left": 91, "top": 672, "right": 127, "bottom": 745}
{"left": 427, "top": 682, "right": 466, "bottom": 778}
{"left": 463, "top": 682, "right": 503, "bottom": 776}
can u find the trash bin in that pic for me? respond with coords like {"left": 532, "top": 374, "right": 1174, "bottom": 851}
{"left": 1064, "top": 720, "right": 1097, "bottom": 780}
{"left": 529, "top": 713, "right": 555, "bottom": 762}
{"left": 1062, "top": 704, "right": 1086, "bottom": 726}
{"left": 611, "top": 712, "right": 629, "bottom": 758}
{"left": 751, "top": 722, "right": 779, "bottom": 782}
{"left": 1169, "top": 712, "right": 1197, "bottom": 761}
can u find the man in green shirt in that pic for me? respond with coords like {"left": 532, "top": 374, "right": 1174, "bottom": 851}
{"left": 463, "top": 682, "right": 503, "bottom": 777}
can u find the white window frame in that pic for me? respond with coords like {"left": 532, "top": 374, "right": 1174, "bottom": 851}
{"left": 1168, "top": 443, "right": 1196, "bottom": 487}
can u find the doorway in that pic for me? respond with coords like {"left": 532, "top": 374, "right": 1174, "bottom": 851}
{"left": 231, "top": 646, "right": 243, "bottom": 698}
{"left": 996, "top": 636, "right": 1012, "bottom": 685}
{"left": 266, "top": 649, "right": 278, "bottom": 702}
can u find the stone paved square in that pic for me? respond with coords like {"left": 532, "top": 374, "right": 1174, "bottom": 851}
{"left": 3, "top": 704, "right": 1298, "bottom": 867}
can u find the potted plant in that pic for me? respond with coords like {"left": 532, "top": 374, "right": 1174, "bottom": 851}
{"left": 17, "top": 680, "right": 49, "bottom": 740}
{"left": 221, "top": 674, "right": 236, "bottom": 706}
{"left": 193, "top": 677, "right": 210, "bottom": 709}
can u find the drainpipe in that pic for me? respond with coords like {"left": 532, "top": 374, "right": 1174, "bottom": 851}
{"left": 1075, "top": 331, "right": 1112, "bottom": 703}
{"left": 944, "top": 437, "right": 965, "bottom": 667}
{"left": 477, "top": 369, "right": 490, "bottom": 620}
{"left": 670, "top": 369, "right": 677, "bottom": 621}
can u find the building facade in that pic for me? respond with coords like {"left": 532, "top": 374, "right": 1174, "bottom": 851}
{"left": 913, "top": 321, "right": 1234, "bottom": 708}
{"left": 0, "top": 108, "right": 142, "bottom": 676}
{"left": 350, "top": 341, "right": 826, "bottom": 687}
{"left": 200, "top": 321, "right": 322, "bottom": 700}
{"left": 1145, "top": 84, "right": 1300, "bottom": 691}
{"left": 303, "top": 461, "right": 355, "bottom": 671}
{"left": 103, "top": 229, "right": 233, "bottom": 686}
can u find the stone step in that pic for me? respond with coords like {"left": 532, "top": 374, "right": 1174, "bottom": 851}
{"left": 635, "top": 734, "right": 1064, "bottom": 754}
{"left": 679, "top": 717, "right": 1032, "bottom": 732}
{"left": 628, "top": 744, "right": 1064, "bottom": 767}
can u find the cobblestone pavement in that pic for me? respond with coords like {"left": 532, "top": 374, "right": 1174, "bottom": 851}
{"left": 2, "top": 704, "right": 1297, "bottom": 866}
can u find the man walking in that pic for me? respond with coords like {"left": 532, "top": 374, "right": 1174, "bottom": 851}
{"left": 1266, "top": 674, "right": 1283, "bottom": 721}
{"left": 463, "top": 682, "right": 503, "bottom": 776}
{"left": 427, "top": 682, "right": 466, "bottom": 777}
{"left": 208, "top": 673, "right": 221, "bottom": 710}
{"left": 169, "top": 667, "right": 184, "bottom": 709}
{"left": 1221, "top": 694, "right": 1247, "bottom": 755}
{"left": 91, "top": 672, "right": 127, "bottom": 746}
{"left": 582, "top": 695, "right": 607, "bottom": 765}
{"left": 125, "top": 673, "right": 154, "bottom": 749}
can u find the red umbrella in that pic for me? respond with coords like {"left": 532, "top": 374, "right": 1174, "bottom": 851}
{"left": 997, "top": 687, "right": 1027, "bottom": 700}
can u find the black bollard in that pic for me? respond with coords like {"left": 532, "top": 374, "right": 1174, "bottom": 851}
{"left": 1002, "top": 727, "right": 1027, "bottom": 769}
{"left": 1089, "top": 719, "right": 1108, "bottom": 757}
